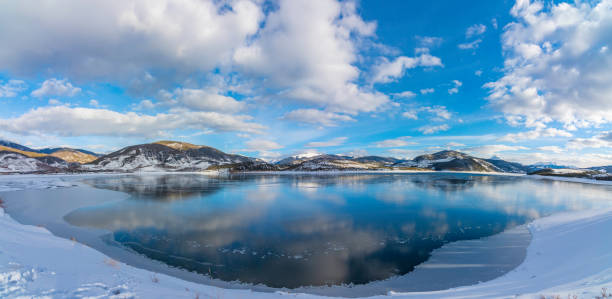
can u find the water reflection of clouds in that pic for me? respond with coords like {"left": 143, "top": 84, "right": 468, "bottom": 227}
{"left": 69, "top": 173, "right": 612, "bottom": 288}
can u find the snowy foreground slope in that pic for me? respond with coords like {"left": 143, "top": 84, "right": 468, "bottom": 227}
{"left": 1, "top": 178, "right": 612, "bottom": 298}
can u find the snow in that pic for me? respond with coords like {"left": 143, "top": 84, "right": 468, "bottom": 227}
{"left": 0, "top": 175, "right": 75, "bottom": 192}
{"left": 1, "top": 176, "right": 612, "bottom": 298}
{"left": 415, "top": 157, "right": 456, "bottom": 168}
{"left": 0, "top": 153, "right": 44, "bottom": 173}
{"left": 550, "top": 168, "right": 588, "bottom": 174}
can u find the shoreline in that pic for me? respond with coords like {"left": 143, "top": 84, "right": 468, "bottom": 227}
{"left": 1, "top": 174, "right": 612, "bottom": 298}
{"left": 2, "top": 202, "right": 611, "bottom": 298}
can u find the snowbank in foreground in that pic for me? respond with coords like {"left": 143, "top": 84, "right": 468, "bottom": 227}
{"left": 1, "top": 203, "right": 612, "bottom": 298}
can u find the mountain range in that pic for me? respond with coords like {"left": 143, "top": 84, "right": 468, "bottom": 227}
{"left": 0, "top": 139, "right": 610, "bottom": 179}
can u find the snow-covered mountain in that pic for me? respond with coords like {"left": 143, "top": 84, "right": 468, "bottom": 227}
{"left": 276, "top": 154, "right": 389, "bottom": 171}
{"left": 484, "top": 158, "right": 529, "bottom": 173}
{"left": 0, "top": 151, "right": 63, "bottom": 173}
{"left": 396, "top": 150, "right": 512, "bottom": 172}
{"left": 85, "top": 142, "right": 257, "bottom": 172}
{"left": 2, "top": 139, "right": 611, "bottom": 176}
{"left": 525, "top": 162, "right": 576, "bottom": 173}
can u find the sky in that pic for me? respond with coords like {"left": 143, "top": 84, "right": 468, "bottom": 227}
{"left": 0, "top": 0, "right": 611, "bottom": 167}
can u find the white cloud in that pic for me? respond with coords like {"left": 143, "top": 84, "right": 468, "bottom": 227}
{"left": 422, "top": 105, "right": 452, "bottom": 120}
{"left": 458, "top": 39, "right": 482, "bottom": 50}
{"left": 499, "top": 151, "right": 612, "bottom": 168}
{"left": 466, "top": 24, "right": 487, "bottom": 38}
{"left": 402, "top": 105, "right": 452, "bottom": 121}
{"left": 475, "top": 70, "right": 483, "bottom": 76}
{"left": 418, "top": 124, "right": 450, "bottom": 134}
{"left": 305, "top": 137, "right": 347, "bottom": 147}
{"left": 373, "top": 136, "right": 414, "bottom": 148}
{"left": 566, "top": 131, "right": 612, "bottom": 150}
{"left": 402, "top": 110, "right": 418, "bottom": 120}
{"left": 485, "top": 0, "right": 612, "bottom": 130}
{"left": 244, "top": 139, "right": 283, "bottom": 151}
{"left": 448, "top": 80, "right": 462, "bottom": 94}
{"left": 416, "top": 36, "right": 443, "bottom": 48}
{"left": 462, "top": 144, "right": 528, "bottom": 158}
{"left": 0, "top": 106, "right": 264, "bottom": 137}
{"left": 420, "top": 88, "right": 435, "bottom": 94}
{"left": 0, "top": 0, "right": 263, "bottom": 84}
{"left": 89, "top": 99, "right": 99, "bottom": 107}
{"left": 386, "top": 148, "right": 425, "bottom": 160}
{"left": 31, "top": 78, "right": 81, "bottom": 98}
{"left": 500, "top": 127, "right": 573, "bottom": 142}
{"left": 491, "top": 18, "right": 498, "bottom": 30}
{"left": 371, "top": 54, "right": 443, "bottom": 84}
{"left": 233, "top": 0, "right": 387, "bottom": 114}
{"left": 283, "top": 109, "right": 355, "bottom": 127}
{"left": 0, "top": 79, "right": 27, "bottom": 97}
{"left": 537, "top": 145, "right": 564, "bottom": 153}
{"left": 445, "top": 142, "right": 465, "bottom": 148}
{"left": 159, "top": 88, "right": 244, "bottom": 113}
{"left": 134, "top": 99, "right": 156, "bottom": 110}
{"left": 391, "top": 91, "right": 416, "bottom": 99}
{"left": 48, "top": 99, "right": 62, "bottom": 106}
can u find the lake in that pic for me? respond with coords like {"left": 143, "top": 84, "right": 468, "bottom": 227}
{"left": 3, "top": 173, "right": 612, "bottom": 294}
{"left": 59, "top": 173, "right": 612, "bottom": 288}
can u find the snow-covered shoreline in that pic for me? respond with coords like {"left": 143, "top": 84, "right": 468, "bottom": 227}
{"left": 2, "top": 204, "right": 612, "bottom": 298}
{"left": 1, "top": 174, "right": 612, "bottom": 298}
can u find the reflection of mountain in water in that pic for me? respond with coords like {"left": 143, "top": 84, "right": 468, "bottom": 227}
{"left": 81, "top": 174, "right": 235, "bottom": 201}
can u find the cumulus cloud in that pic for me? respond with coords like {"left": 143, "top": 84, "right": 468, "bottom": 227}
{"left": 499, "top": 127, "right": 573, "bottom": 142}
{"left": 537, "top": 145, "right": 564, "bottom": 153}
{"left": 445, "top": 142, "right": 465, "bottom": 148}
{"left": 31, "top": 78, "right": 81, "bottom": 98}
{"left": 448, "top": 80, "right": 462, "bottom": 94}
{"left": 282, "top": 109, "right": 355, "bottom": 127}
{"left": 305, "top": 137, "right": 347, "bottom": 147}
{"left": 233, "top": 0, "right": 388, "bottom": 114}
{"left": 416, "top": 36, "right": 443, "bottom": 48}
{"left": 373, "top": 136, "right": 415, "bottom": 148}
{"left": 418, "top": 124, "right": 450, "bottom": 134}
{"left": 371, "top": 54, "right": 443, "bottom": 84}
{"left": 401, "top": 105, "right": 452, "bottom": 121}
{"left": 420, "top": 88, "right": 435, "bottom": 94}
{"left": 391, "top": 91, "right": 416, "bottom": 99}
{"left": 466, "top": 24, "right": 487, "bottom": 38}
{"left": 244, "top": 139, "right": 284, "bottom": 151}
{"left": 485, "top": 0, "right": 612, "bottom": 130}
{"left": 422, "top": 105, "right": 452, "bottom": 121}
{"left": 0, "top": 0, "right": 263, "bottom": 83}
{"left": 462, "top": 144, "right": 528, "bottom": 157}
{"left": 159, "top": 88, "right": 244, "bottom": 113}
{"left": 48, "top": 99, "right": 63, "bottom": 106}
{"left": 402, "top": 110, "right": 419, "bottom": 120}
{"left": 89, "top": 99, "right": 100, "bottom": 107}
{"left": 0, "top": 106, "right": 264, "bottom": 137}
{"left": 458, "top": 39, "right": 482, "bottom": 50}
{"left": 566, "top": 131, "right": 612, "bottom": 150}
{"left": 0, "top": 79, "right": 27, "bottom": 98}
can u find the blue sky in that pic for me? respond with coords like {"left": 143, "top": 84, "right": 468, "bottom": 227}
{"left": 0, "top": 0, "right": 611, "bottom": 167}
